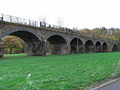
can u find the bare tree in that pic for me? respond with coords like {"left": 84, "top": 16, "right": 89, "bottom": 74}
{"left": 39, "top": 17, "right": 46, "bottom": 23}
{"left": 56, "top": 17, "right": 64, "bottom": 27}
{"left": 39, "top": 17, "right": 47, "bottom": 27}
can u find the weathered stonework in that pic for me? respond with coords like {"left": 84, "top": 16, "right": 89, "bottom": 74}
{"left": 0, "top": 21, "right": 119, "bottom": 58}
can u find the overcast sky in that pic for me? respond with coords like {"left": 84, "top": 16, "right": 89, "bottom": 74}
{"left": 0, "top": 0, "right": 120, "bottom": 29}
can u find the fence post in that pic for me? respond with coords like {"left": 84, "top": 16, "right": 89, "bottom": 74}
{"left": 17, "top": 17, "right": 19, "bottom": 23}
{"left": 40, "top": 22, "right": 42, "bottom": 27}
{"left": 1, "top": 14, "right": 4, "bottom": 21}
{"left": 10, "top": 16, "right": 12, "bottom": 22}
{"left": 35, "top": 21, "right": 36, "bottom": 27}
{"left": 29, "top": 20, "right": 31, "bottom": 25}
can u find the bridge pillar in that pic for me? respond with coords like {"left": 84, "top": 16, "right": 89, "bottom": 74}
{"left": 0, "top": 39, "right": 3, "bottom": 58}
{"left": 51, "top": 43, "right": 69, "bottom": 55}
{"left": 27, "top": 41, "right": 46, "bottom": 56}
{"left": 101, "top": 46, "right": 103, "bottom": 52}
{"left": 93, "top": 45, "right": 96, "bottom": 53}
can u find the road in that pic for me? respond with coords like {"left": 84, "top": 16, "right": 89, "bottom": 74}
{"left": 97, "top": 80, "right": 120, "bottom": 90}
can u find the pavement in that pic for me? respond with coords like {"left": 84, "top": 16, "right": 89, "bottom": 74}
{"left": 90, "top": 78, "right": 120, "bottom": 90}
{"left": 96, "top": 79, "right": 120, "bottom": 90}
{"left": 86, "top": 78, "right": 120, "bottom": 90}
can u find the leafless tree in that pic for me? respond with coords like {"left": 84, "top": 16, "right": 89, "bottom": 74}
{"left": 56, "top": 17, "right": 64, "bottom": 27}
{"left": 39, "top": 17, "right": 47, "bottom": 27}
{"left": 39, "top": 17, "right": 46, "bottom": 23}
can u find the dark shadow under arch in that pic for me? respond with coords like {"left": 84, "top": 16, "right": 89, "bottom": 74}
{"left": 46, "top": 34, "right": 68, "bottom": 55}
{"left": 1, "top": 27, "right": 42, "bottom": 41}
{"left": 112, "top": 44, "right": 119, "bottom": 52}
{"left": 103, "top": 42, "right": 108, "bottom": 52}
{"left": 95, "top": 41, "right": 101, "bottom": 53}
{"left": 85, "top": 40, "right": 94, "bottom": 53}
{"left": 45, "top": 33, "right": 68, "bottom": 44}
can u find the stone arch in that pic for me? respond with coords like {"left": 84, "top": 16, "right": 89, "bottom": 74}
{"left": 45, "top": 33, "right": 69, "bottom": 55}
{"left": 112, "top": 44, "right": 119, "bottom": 52}
{"left": 85, "top": 40, "right": 94, "bottom": 53}
{"left": 1, "top": 27, "right": 45, "bottom": 56}
{"left": 70, "top": 37, "right": 83, "bottom": 53}
{"left": 95, "top": 41, "right": 102, "bottom": 53}
{"left": 1, "top": 27, "right": 42, "bottom": 41}
{"left": 103, "top": 42, "right": 108, "bottom": 52}
{"left": 45, "top": 33, "right": 68, "bottom": 44}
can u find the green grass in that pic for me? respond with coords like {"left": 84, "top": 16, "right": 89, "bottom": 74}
{"left": 0, "top": 52, "right": 120, "bottom": 89}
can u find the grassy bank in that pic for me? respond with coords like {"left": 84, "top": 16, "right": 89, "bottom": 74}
{"left": 0, "top": 52, "right": 120, "bottom": 89}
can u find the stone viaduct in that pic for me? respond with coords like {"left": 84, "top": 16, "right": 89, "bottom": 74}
{"left": 0, "top": 14, "right": 119, "bottom": 58}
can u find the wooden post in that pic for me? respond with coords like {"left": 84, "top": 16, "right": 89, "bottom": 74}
{"left": 10, "top": 16, "right": 12, "bottom": 22}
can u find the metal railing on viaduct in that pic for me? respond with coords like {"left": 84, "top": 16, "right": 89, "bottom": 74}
{"left": 0, "top": 13, "right": 117, "bottom": 41}
{"left": 0, "top": 13, "right": 70, "bottom": 31}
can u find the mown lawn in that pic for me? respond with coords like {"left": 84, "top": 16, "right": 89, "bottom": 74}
{"left": 0, "top": 52, "right": 120, "bottom": 89}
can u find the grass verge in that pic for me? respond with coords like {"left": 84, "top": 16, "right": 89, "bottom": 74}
{"left": 0, "top": 52, "right": 120, "bottom": 89}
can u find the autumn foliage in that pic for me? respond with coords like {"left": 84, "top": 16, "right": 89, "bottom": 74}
{"left": 80, "top": 27, "right": 119, "bottom": 41}
{"left": 3, "top": 36, "right": 24, "bottom": 54}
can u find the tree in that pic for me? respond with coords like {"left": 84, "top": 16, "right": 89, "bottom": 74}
{"left": 91, "top": 29, "right": 99, "bottom": 37}
{"left": 39, "top": 17, "right": 47, "bottom": 27}
{"left": 45, "top": 41, "right": 51, "bottom": 54}
{"left": 3, "top": 36, "right": 24, "bottom": 54}
{"left": 56, "top": 17, "right": 64, "bottom": 27}
{"left": 80, "top": 28, "right": 91, "bottom": 36}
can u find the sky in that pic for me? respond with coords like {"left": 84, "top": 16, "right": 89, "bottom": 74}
{"left": 0, "top": 0, "right": 120, "bottom": 29}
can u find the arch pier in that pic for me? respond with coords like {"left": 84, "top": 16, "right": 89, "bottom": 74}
{"left": 112, "top": 44, "right": 119, "bottom": 52}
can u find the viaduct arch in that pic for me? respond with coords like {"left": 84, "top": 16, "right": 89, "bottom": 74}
{"left": 45, "top": 34, "right": 69, "bottom": 55}
{"left": 1, "top": 28, "right": 45, "bottom": 56}
{"left": 103, "top": 42, "right": 108, "bottom": 52}
{"left": 112, "top": 44, "right": 119, "bottom": 52}
{"left": 85, "top": 40, "right": 94, "bottom": 53}
{"left": 95, "top": 41, "right": 102, "bottom": 53}
{"left": 70, "top": 37, "right": 83, "bottom": 53}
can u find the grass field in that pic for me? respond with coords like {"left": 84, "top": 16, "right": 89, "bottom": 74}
{"left": 0, "top": 52, "right": 120, "bottom": 89}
